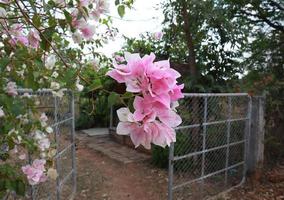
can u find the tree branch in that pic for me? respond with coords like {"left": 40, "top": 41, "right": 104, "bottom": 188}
{"left": 14, "top": 0, "right": 90, "bottom": 84}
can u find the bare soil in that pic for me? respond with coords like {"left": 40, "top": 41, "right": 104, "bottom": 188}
{"left": 74, "top": 134, "right": 284, "bottom": 200}
{"left": 74, "top": 136, "right": 168, "bottom": 200}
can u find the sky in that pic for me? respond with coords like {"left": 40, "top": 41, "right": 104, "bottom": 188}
{"left": 99, "top": 0, "right": 164, "bottom": 57}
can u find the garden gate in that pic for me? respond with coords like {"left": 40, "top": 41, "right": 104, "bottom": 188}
{"left": 168, "top": 93, "right": 251, "bottom": 200}
{"left": 18, "top": 89, "right": 76, "bottom": 200}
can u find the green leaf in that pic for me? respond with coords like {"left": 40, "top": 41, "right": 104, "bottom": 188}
{"left": 115, "top": 0, "right": 120, "bottom": 5}
{"left": 0, "top": 57, "right": 9, "bottom": 71}
{"left": 63, "top": 10, "right": 72, "bottom": 25}
{"left": 48, "top": 17, "right": 57, "bottom": 27}
{"left": 122, "top": 92, "right": 133, "bottom": 99}
{"left": 32, "top": 14, "right": 41, "bottom": 27}
{"left": 15, "top": 180, "right": 25, "bottom": 196}
{"left": 89, "top": 79, "right": 102, "bottom": 91}
{"left": 117, "top": 5, "right": 125, "bottom": 18}
{"left": 108, "top": 92, "right": 119, "bottom": 107}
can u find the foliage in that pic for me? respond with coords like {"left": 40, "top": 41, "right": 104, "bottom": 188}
{"left": 0, "top": 0, "right": 134, "bottom": 197}
{"left": 121, "top": 0, "right": 283, "bottom": 165}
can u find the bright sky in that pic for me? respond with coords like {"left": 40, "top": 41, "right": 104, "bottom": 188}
{"left": 99, "top": 0, "right": 164, "bottom": 57}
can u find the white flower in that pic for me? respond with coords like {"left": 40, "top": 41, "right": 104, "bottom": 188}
{"left": 45, "top": 126, "right": 53, "bottom": 134}
{"left": 0, "top": 7, "right": 7, "bottom": 18}
{"left": 38, "top": 138, "right": 50, "bottom": 151}
{"left": 40, "top": 152, "right": 47, "bottom": 158}
{"left": 40, "top": 113, "right": 48, "bottom": 127}
{"left": 51, "top": 71, "right": 59, "bottom": 78}
{"left": 50, "top": 82, "right": 60, "bottom": 90}
{"left": 23, "top": 92, "right": 31, "bottom": 98}
{"left": 72, "top": 31, "right": 83, "bottom": 44}
{"left": 90, "top": 58, "right": 100, "bottom": 71}
{"left": 16, "top": 135, "right": 22, "bottom": 144}
{"left": 76, "top": 79, "right": 84, "bottom": 92}
{"left": 76, "top": 83, "right": 84, "bottom": 92}
{"left": 46, "top": 55, "right": 56, "bottom": 69}
{"left": 171, "top": 101, "right": 179, "bottom": 112}
{"left": 34, "top": 130, "right": 45, "bottom": 140}
{"left": 0, "top": 107, "right": 5, "bottom": 118}
{"left": 19, "top": 154, "right": 26, "bottom": 160}
{"left": 52, "top": 88, "right": 65, "bottom": 98}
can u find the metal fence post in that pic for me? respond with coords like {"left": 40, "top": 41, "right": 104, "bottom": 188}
{"left": 110, "top": 105, "right": 113, "bottom": 129}
{"left": 201, "top": 96, "right": 208, "bottom": 195}
{"left": 225, "top": 96, "right": 232, "bottom": 185}
{"left": 54, "top": 96, "right": 61, "bottom": 200}
{"left": 244, "top": 96, "right": 252, "bottom": 180}
{"left": 168, "top": 142, "right": 174, "bottom": 200}
{"left": 70, "top": 92, "right": 77, "bottom": 199}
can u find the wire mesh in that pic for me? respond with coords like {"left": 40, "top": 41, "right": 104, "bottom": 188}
{"left": 168, "top": 93, "right": 251, "bottom": 200}
{"left": 16, "top": 89, "right": 76, "bottom": 200}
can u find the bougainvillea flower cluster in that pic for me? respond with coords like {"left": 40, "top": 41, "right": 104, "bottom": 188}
{"left": 107, "top": 53, "right": 184, "bottom": 149}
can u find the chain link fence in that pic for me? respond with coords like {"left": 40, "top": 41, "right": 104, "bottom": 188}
{"left": 17, "top": 89, "right": 77, "bottom": 200}
{"left": 168, "top": 93, "right": 251, "bottom": 200}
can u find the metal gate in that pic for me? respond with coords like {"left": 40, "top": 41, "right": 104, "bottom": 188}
{"left": 168, "top": 93, "right": 251, "bottom": 200}
{"left": 17, "top": 89, "right": 77, "bottom": 200}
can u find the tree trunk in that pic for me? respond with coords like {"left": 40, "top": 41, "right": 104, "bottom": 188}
{"left": 181, "top": 0, "right": 197, "bottom": 78}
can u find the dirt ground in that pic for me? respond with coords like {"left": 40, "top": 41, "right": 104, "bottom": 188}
{"left": 223, "top": 166, "right": 284, "bottom": 200}
{"left": 74, "top": 134, "right": 284, "bottom": 200}
{"left": 74, "top": 136, "right": 168, "bottom": 200}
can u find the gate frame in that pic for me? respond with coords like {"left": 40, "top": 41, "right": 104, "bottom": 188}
{"left": 17, "top": 89, "right": 77, "bottom": 200}
{"left": 168, "top": 93, "right": 252, "bottom": 200}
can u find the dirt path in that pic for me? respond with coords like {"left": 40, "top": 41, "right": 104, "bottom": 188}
{"left": 73, "top": 133, "right": 284, "bottom": 200}
{"left": 74, "top": 136, "right": 168, "bottom": 200}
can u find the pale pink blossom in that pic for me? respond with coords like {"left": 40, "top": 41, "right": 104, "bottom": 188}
{"left": 9, "top": 36, "right": 29, "bottom": 46}
{"left": 116, "top": 108, "right": 176, "bottom": 149}
{"left": 153, "top": 32, "right": 163, "bottom": 40}
{"left": 0, "top": 7, "right": 7, "bottom": 18}
{"left": 40, "top": 113, "right": 48, "bottom": 123}
{"left": 79, "top": 0, "right": 90, "bottom": 7}
{"left": 0, "top": 0, "right": 10, "bottom": 4}
{"left": 19, "top": 154, "right": 26, "bottom": 160}
{"left": 6, "top": 82, "right": 18, "bottom": 96}
{"left": 28, "top": 29, "right": 41, "bottom": 49}
{"left": 22, "top": 159, "right": 47, "bottom": 185}
{"left": 96, "top": 0, "right": 109, "bottom": 13}
{"left": 79, "top": 24, "right": 96, "bottom": 40}
{"left": 38, "top": 138, "right": 50, "bottom": 151}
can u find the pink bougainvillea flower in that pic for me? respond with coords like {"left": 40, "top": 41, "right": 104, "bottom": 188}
{"left": 108, "top": 52, "right": 183, "bottom": 149}
{"left": 22, "top": 159, "right": 47, "bottom": 185}
{"left": 79, "top": 24, "right": 96, "bottom": 40}
{"left": 28, "top": 29, "right": 41, "bottom": 49}
{"left": 169, "top": 84, "right": 184, "bottom": 101}
{"left": 114, "top": 55, "right": 125, "bottom": 63}
{"left": 116, "top": 107, "right": 177, "bottom": 149}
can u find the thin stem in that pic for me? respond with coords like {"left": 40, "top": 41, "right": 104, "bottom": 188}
{"left": 15, "top": 0, "right": 90, "bottom": 84}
